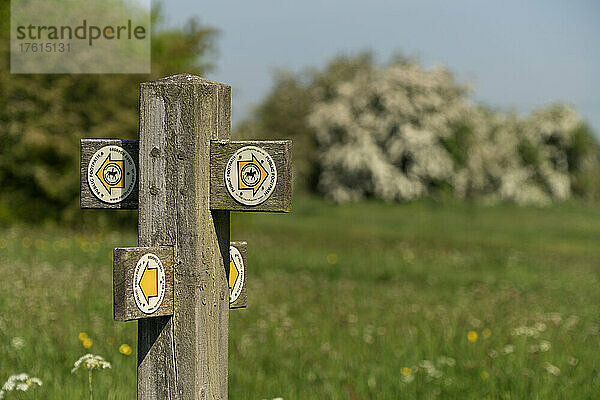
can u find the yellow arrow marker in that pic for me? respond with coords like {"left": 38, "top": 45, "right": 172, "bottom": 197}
{"left": 95, "top": 154, "right": 125, "bottom": 193}
{"left": 229, "top": 257, "right": 239, "bottom": 290}
{"left": 238, "top": 154, "right": 268, "bottom": 195}
{"left": 139, "top": 261, "right": 158, "bottom": 303}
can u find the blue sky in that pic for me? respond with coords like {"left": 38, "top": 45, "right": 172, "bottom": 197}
{"left": 162, "top": 0, "right": 600, "bottom": 133}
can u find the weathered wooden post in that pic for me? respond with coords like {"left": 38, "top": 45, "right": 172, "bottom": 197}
{"left": 80, "top": 74, "right": 291, "bottom": 399}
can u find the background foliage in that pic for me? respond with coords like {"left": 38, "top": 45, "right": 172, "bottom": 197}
{"left": 0, "top": 3, "right": 216, "bottom": 225}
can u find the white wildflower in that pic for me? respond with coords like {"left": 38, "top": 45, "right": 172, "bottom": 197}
{"left": 539, "top": 340, "right": 551, "bottom": 352}
{"left": 469, "top": 318, "right": 482, "bottom": 328}
{"left": 71, "top": 354, "right": 112, "bottom": 373}
{"left": 547, "top": 313, "right": 562, "bottom": 325}
{"left": 15, "top": 383, "right": 28, "bottom": 391}
{"left": 437, "top": 356, "right": 456, "bottom": 367}
{"left": 429, "top": 369, "right": 443, "bottom": 379}
{"left": 502, "top": 344, "right": 515, "bottom": 354}
{"left": 544, "top": 363, "right": 561, "bottom": 376}
{"left": 367, "top": 375, "right": 376, "bottom": 389}
{"left": 10, "top": 337, "right": 25, "bottom": 350}
{"left": 0, "top": 373, "right": 42, "bottom": 399}
{"left": 564, "top": 315, "right": 579, "bottom": 330}
{"left": 512, "top": 325, "right": 540, "bottom": 338}
{"left": 418, "top": 360, "right": 443, "bottom": 379}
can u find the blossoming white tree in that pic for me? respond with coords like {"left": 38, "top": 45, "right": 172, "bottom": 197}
{"left": 307, "top": 60, "right": 598, "bottom": 205}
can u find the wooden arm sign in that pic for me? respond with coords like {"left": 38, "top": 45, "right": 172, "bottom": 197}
{"left": 210, "top": 140, "right": 291, "bottom": 212}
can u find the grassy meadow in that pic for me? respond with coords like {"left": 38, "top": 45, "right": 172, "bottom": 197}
{"left": 1, "top": 196, "right": 599, "bottom": 399}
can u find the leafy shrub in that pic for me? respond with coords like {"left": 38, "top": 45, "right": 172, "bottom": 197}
{"left": 0, "top": 4, "right": 216, "bottom": 224}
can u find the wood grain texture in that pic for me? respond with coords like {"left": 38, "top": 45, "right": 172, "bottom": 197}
{"left": 210, "top": 140, "right": 292, "bottom": 212}
{"left": 229, "top": 241, "right": 247, "bottom": 310}
{"left": 80, "top": 139, "right": 139, "bottom": 209}
{"left": 113, "top": 246, "right": 174, "bottom": 322}
{"left": 138, "top": 74, "right": 230, "bottom": 400}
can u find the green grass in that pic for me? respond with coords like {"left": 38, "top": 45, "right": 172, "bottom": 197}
{"left": 1, "top": 196, "right": 600, "bottom": 399}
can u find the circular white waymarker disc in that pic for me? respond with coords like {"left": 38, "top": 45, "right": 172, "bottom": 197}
{"left": 133, "top": 253, "right": 166, "bottom": 314}
{"left": 224, "top": 146, "right": 277, "bottom": 206}
{"left": 87, "top": 145, "right": 136, "bottom": 204}
{"left": 229, "top": 246, "right": 245, "bottom": 303}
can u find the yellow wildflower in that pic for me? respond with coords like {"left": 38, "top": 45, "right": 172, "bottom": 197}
{"left": 480, "top": 371, "right": 489, "bottom": 380}
{"left": 82, "top": 338, "right": 93, "bottom": 349}
{"left": 326, "top": 253, "right": 339, "bottom": 265}
{"left": 78, "top": 332, "right": 88, "bottom": 341}
{"left": 119, "top": 344, "right": 132, "bottom": 356}
{"left": 483, "top": 328, "right": 492, "bottom": 339}
{"left": 467, "top": 331, "right": 478, "bottom": 343}
{"left": 400, "top": 367, "right": 411, "bottom": 376}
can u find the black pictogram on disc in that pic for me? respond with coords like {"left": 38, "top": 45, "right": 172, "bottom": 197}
{"left": 103, "top": 163, "right": 123, "bottom": 185}
{"left": 240, "top": 163, "right": 260, "bottom": 187}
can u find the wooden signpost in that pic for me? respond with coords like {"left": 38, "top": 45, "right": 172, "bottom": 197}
{"left": 80, "top": 74, "right": 291, "bottom": 400}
